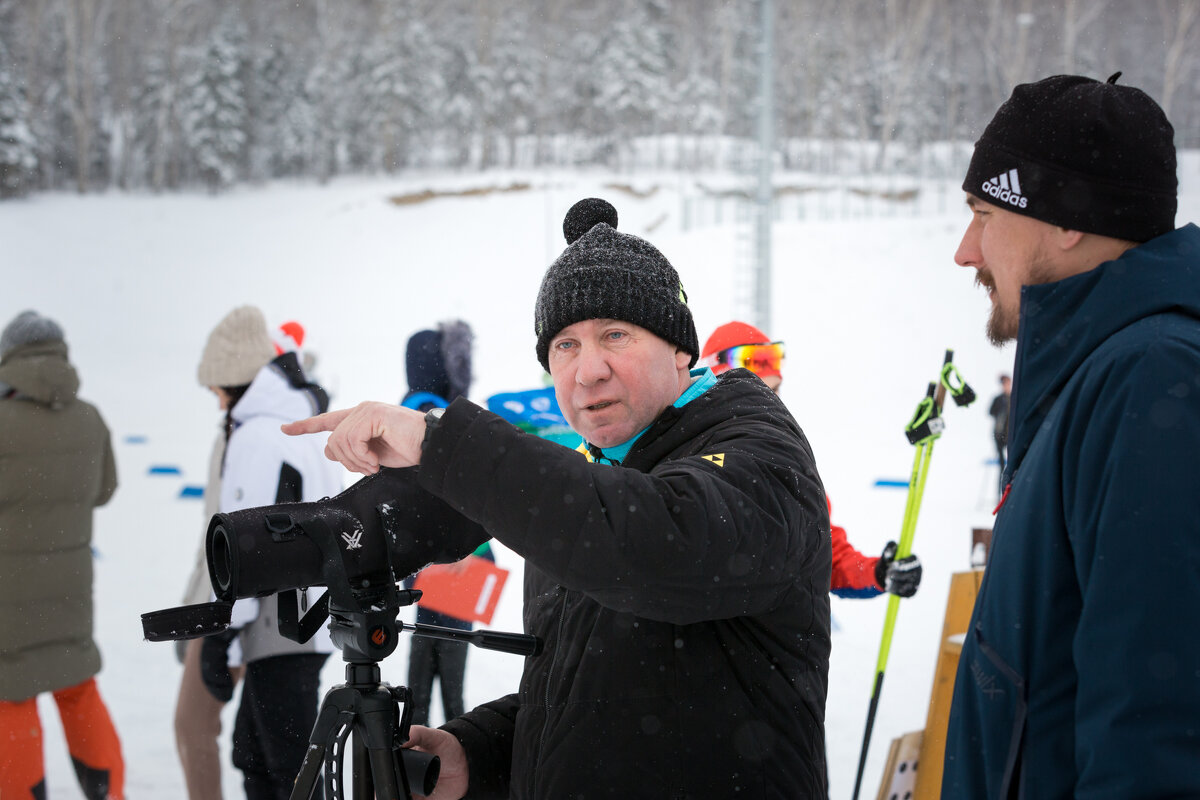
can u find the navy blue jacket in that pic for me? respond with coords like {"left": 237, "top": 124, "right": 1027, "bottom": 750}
{"left": 943, "top": 224, "right": 1200, "bottom": 798}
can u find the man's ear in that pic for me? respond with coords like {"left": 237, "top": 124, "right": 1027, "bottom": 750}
{"left": 675, "top": 348, "right": 692, "bottom": 370}
{"left": 1053, "top": 227, "right": 1086, "bottom": 252}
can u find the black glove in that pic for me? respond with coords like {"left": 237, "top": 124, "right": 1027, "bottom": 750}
{"left": 199, "top": 627, "right": 239, "bottom": 702}
{"left": 874, "top": 541, "right": 923, "bottom": 598}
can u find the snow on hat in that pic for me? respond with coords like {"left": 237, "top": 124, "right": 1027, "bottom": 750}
{"left": 197, "top": 305, "right": 276, "bottom": 388}
{"left": 534, "top": 197, "right": 699, "bottom": 371}
{"left": 963, "top": 72, "right": 1177, "bottom": 243}
{"left": 1, "top": 310, "right": 65, "bottom": 359}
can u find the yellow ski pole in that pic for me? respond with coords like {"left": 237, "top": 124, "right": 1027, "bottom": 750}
{"left": 851, "top": 350, "right": 974, "bottom": 800}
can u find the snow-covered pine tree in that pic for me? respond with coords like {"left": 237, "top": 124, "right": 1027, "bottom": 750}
{"left": 274, "top": 78, "right": 316, "bottom": 180}
{"left": 429, "top": 9, "right": 481, "bottom": 169}
{"left": 593, "top": 0, "right": 673, "bottom": 168}
{"left": 0, "top": 41, "right": 38, "bottom": 198}
{"left": 246, "top": 36, "right": 289, "bottom": 182}
{"left": 182, "top": 19, "right": 248, "bottom": 192}
{"left": 490, "top": 11, "right": 540, "bottom": 168}
{"left": 673, "top": 65, "right": 722, "bottom": 171}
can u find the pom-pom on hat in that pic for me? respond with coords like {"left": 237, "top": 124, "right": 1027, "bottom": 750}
{"left": 1, "top": 310, "right": 65, "bottom": 359}
{"left": 197, "top": 305, "right": 276, "bottom": 388}
{"left": 963, "top": 72, "right": 1177, "bottom": 243}
{"left": 534, "top": 198, "right": 699, "bottom": 371}
{"left": 272, "top": 320, "right": 306, "bottom": 355}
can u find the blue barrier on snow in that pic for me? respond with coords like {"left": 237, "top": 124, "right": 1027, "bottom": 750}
{"left": 123, "top": 435, "right": 148, "bottom": 444}
{"left": 148, "top": 465, "right": 181, "bottom": 476}
{"left": 873, "top": 479, "right": 910, "bottom": 489}
{"left": 179, "top": 485, "right": 205, "bottom": 499}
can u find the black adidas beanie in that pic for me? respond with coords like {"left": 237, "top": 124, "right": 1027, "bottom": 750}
{"left": 534, "top": 198, "right": 699, "bottom": 372}
{"left": 963, "top": 73, "right": 1177, "bottom": 243}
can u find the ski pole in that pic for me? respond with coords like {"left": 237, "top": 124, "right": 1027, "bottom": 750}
{"left": 850, "top": 350, "right": 975, "bottom": 800}
{"left": 850, "top": 380, "right": 943, "bottom": 800}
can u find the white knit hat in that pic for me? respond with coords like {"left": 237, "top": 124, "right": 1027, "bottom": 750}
{"left": 197, "top": 306, "right": 275, "bottom": 387}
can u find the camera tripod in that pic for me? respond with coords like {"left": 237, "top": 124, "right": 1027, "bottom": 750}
{"left": 140, "top": 501, "right": 539, "bottom": 800}
{"left": 285, "top": 590, "right": 538, "bottom": 800}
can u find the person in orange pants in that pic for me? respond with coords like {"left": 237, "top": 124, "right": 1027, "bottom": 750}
{"left": 0, "top": 313, "right": 125, "bottom": 800}
{"left": 0, "top": 677, "right": 125, "bottom": 799}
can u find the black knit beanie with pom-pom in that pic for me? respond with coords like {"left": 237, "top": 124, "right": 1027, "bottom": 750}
{"left": 534, "top": 197, "right": 699, "bottom": 371}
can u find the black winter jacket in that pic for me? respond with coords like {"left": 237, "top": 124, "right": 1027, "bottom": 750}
{"left": 423, "top": 370, "right": 831, "bottom": 799}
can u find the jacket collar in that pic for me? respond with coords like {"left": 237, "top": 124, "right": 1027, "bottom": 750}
{"left": 231, "top": 353, "right": 325, "bottom": 426}
{"left": 585, "top": 367, "right": 718, "bottom": 465}
{"left": 1006, "top": 224, "right": 1200, "bottom": 482}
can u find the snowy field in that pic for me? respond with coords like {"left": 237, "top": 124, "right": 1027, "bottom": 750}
{"left": 4, "top": 157, "right": 1198, "bottom": 798}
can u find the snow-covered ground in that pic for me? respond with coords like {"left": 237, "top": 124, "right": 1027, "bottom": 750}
{"left": 4, "top": 158, "right": 1198, "bottom": 798}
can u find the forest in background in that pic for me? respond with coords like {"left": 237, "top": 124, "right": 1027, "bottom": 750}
{"left": 0, "top": 0, "right": 1197, "bottom": 198}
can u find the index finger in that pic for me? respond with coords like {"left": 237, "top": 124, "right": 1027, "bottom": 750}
{"left": 281, "top": 407, "right": 353, "bottom": 436}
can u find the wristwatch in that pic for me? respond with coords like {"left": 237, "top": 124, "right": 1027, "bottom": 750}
{"left": 424, "top": 406, "right": 446, "bottom": 436}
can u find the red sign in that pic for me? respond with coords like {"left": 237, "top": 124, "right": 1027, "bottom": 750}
{"left": 411, "top": 557, "right": 510, "bottom": 625}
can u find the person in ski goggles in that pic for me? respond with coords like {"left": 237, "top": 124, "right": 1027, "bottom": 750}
{"left": 712, "top": 342, "right": 785, "bottom": 381}
{"left": 701, "top": 320, "right": 922, "bottom": 601}
{"left": 698, "top": 321, "right": 785, "bottom": 391}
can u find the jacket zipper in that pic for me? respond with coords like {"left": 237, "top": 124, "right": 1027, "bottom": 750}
{"left": 531, "top": 588, "right": 568, "bottom": 798}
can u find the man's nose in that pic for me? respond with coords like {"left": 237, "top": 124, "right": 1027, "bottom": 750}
{"left": 954, "top": 223, "right": 981, "bottom": 269}
{"left": 575, "top": 343, "right": 611, "bottom": 385}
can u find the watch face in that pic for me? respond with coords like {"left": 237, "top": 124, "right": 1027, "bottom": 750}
{"left": 427, "top": 407, "right": 445, "bottom": 421}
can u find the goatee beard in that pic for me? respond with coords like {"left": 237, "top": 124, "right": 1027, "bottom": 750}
{"left": 986, "top": 308, "right": 1016, "bottom": 346}
{"left": 976, "top": 272, "right": 1017, "bottom": 346}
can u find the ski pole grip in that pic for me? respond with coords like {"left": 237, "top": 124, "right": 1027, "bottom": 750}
{"left": 942, "top": 362, "right": 977, "bottom": 407}
{"left": 905, "top": 383, "right": 944, "bottom": 445}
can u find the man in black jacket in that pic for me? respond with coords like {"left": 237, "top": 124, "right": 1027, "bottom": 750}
{"left": 286, "top": 198, "right": 832, "bottom": 798}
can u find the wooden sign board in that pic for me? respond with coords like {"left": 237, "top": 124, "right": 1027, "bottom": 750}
{"left": 876, "top": 730, "right": 923, "bottom": 800}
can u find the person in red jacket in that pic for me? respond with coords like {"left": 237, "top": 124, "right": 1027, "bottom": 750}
{"left": 701, "top": 321, "right": 921, "bottom": 598}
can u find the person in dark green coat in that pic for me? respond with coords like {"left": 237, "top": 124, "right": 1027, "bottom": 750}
{"left": 0, "top": 310, "right": 124, "bottom": 800}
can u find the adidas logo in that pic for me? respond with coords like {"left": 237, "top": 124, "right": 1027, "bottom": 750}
{"left": 981, "top": 169, "right": 1028, "bottom": 209}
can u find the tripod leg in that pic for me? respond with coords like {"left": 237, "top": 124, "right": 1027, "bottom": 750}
{"left": 290, "top": 744, "right": 326, "bottom": 800}
{"left": 363, "top": 734, "right": 402, "bottom": 800}
{"left": 290, "top": 698, "right": 354, "bottom": 800}
{"left": 352, "top": 702, "right": 406, "bottom": 800}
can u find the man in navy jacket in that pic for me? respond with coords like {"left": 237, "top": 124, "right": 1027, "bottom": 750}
{"left": 945, "top": 73, "right": 1200, "bottom": 798}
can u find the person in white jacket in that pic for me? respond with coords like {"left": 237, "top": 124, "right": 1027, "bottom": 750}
{"left": 177, "top": 306, "right": 344, "bottom": 800}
